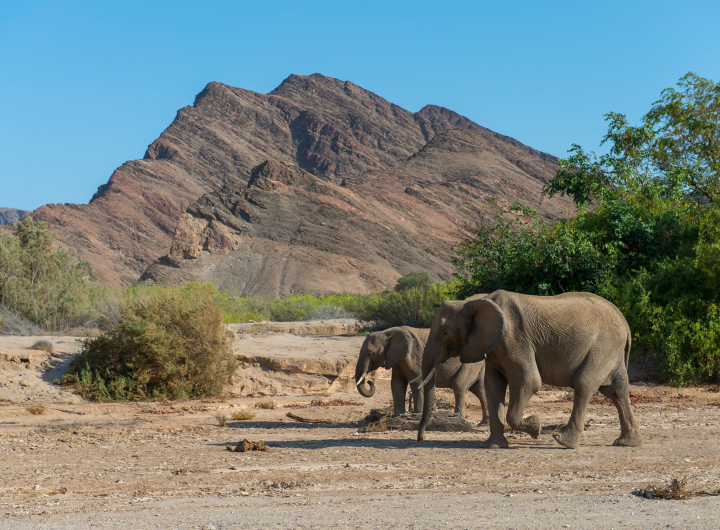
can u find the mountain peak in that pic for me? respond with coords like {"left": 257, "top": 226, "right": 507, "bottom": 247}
{"left": 34, "top": 74, "right": 569, "bottom": 287}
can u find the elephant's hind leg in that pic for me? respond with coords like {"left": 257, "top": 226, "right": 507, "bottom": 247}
{"left": 552, "top": 384, "right": 593, "bottom": 449}
{"left": 468, "top": 379, "right": 490, "bottom": 425}
{"left": 451, "top": 378, "right": 468, "bottom": 419}
{"left": 599, "top": 368, "right": 642, "bottom": 447}
{"left": 411, "top": 383, "right": 424, "bottom": 414}
{"left": 391, "top": 373, "right": 408, "bottom": 417}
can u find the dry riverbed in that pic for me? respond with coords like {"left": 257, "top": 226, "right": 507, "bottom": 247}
{"left": 1, "top": 329, "right": 719, "bottom": 529}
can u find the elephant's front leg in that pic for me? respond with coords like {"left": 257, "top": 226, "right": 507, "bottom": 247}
{"left": 468, "top": 379, "right": 490, "bottom": 425}
{"left": 484, "top": 367, "right": 509, "bottom": 448}
{"left": 505, "top": 376, "right": 543, "bottom": 440}
{"left": 391, "top": 372, "right": 408, "bottom": 417}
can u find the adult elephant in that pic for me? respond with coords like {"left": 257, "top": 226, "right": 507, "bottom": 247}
{"left": 416, "top": 290, "right": 641, "bottom": 449}
{"left": 354, "top": 326, "right": 489, "bottom": 422}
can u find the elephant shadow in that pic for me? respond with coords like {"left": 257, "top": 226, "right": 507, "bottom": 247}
{"left": 217, "top": 422, "right": 567, "bottom": 450}
{"left": 227, "top": 421, "right": 362, "bottom": 430}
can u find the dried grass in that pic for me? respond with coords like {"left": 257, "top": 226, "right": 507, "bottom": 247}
{"left": 31, "top": 340, "right": 54, "bottom": 353}
{"left": 216, "top": 411, "right": 228, "bottom": 427}
{"left": 231, "top": 410, "right": 256, "bottom": 421}
{"left": 0, "top": 303, "right": 42, "bottom": 336}
{"left": 635, "top": 476, "right": 693, "bottom": 500}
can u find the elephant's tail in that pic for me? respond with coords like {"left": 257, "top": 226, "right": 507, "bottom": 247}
{"left": 624, "top": 332, "right": 631, "bottom": 369}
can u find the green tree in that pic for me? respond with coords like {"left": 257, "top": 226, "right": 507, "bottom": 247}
{"left": 394, "top": 271, "right": 433, "bottom": 292}
{"left": 0, "top": 217, "right": 91, "bottom": 329}
{"left": 454, "top": 73, "right": 720, "bottom": 384}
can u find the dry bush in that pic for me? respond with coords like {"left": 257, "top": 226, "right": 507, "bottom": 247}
{"left": 60, "top": 283, "right": 237, "bottom": 401}
{"left": 635, "top": 476, "right": 693, "bottom": 500}
{"left": 255, "top": 400, "right": 276, "bottom": 409}
{"left": 231, "top": 410, "right": 256, "bottom": 421}
{"left": 31, "top": 340, "right": 54, "bottom": 353}
{"left": 27, "top": 404, "right": 46, "bottom": 415}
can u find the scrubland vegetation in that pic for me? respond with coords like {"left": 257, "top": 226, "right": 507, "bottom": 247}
{"left": 59, "top": 283, "right": 237, "bottom": 401}
{"left": 1, "top": 72, "right": 718, "bottom": 389}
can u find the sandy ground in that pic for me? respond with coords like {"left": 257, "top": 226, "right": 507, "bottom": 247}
{"left": 1, "top": 330, "right": 720, "bottom": 529}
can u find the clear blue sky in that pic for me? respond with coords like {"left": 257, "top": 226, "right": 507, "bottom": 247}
{"left": 1, "top": 0, "right": 719, "bottom": 211}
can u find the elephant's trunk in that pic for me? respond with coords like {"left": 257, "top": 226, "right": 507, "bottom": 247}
{"left": 417, "top": 371, "right": 436, "bottom": 443}
{"left": 356, "top": 378, "right": 376, "bottom": 398}
{"left": 354, "top": 351, "right": 375, "bottom": 398}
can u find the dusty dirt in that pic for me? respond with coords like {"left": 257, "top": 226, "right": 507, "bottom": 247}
{"left": 1, "top": 330, "right": 720, "bottom": 528}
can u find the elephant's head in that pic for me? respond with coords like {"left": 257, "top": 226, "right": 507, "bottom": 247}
{"left": 417, "top": 294, "right": 507, "bottom": 441}
{"left": 355, "top": 327, "right": 413, "bottom": 398}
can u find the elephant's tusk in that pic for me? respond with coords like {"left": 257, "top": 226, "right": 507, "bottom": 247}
{"left": 408, "top": 374, "right": 423, "bottom": 385}
{"left": 356, "top": 373, "right": 367, "bottom": 386}
{"left": 416, "top": 364, "right": 438, "bottom": 390}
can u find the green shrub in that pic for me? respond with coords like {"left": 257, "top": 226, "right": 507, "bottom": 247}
{"left": 214, "top": 289, "right": 380, "bottom": 324}
{"left": 307, "top": 304, "right": 352, "bottom": 320}
{"left": 394, "top": 271, "right": 433, "bottom": 292}
{"left": 356, "top": 275, "right": 454, "bottom": 329}
{"left": 598, "top": 257, "right": 720, "bottom": 385}
{"left": 0, "top": 216, "right": 92, "bottom": 331}
{"left": 61, "top": 283, "right": 237, "bottom": 401}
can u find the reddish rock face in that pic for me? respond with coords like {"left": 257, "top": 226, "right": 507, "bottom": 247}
{"left": 33, "top": 73, "right": 571, "bottom": 292}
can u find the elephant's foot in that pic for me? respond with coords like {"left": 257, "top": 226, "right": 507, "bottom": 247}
{"left": 552, "top": 425, "right": 581, "bottom": 449}
{"left": 523, "top": 414, "right": 542, "bottom": 439}
{"left": 483, "top": 435, "right": 509, "bottom": 449}
{"left": 612, "top": 431, "right": 642, "bottom": 447}
{"left": 478, "top": 418, "right": 489, "bottom": 426}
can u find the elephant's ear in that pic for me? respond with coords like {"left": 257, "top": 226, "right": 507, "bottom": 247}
{"left": 459, "top": 299, "right": 507, "bottom": 363}
{"left": 384, "top": 328, "right": 413, "bottom": 370}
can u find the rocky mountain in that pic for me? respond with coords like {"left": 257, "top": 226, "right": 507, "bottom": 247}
{"left": 0, "top": 208, "right": 30, "bottom": 225}
{"left": 0, "top": 208, "right": 29, "bottom": 225}
{"left": 34, "top": 73, "right": 572, "bottom": 292}
{"left": 141, "top": 127, "right": 571, "bottom": 297}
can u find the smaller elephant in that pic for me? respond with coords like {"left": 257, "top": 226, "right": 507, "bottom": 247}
{"left": 354, "top": 326, "right": 489, "bottom": 422}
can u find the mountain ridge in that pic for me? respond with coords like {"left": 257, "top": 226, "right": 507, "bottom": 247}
{"left": 32, "top": 73, "right": 570, "bottom": 290}
{"left": 0, "top": 208, "right": 30, "bottom": 226}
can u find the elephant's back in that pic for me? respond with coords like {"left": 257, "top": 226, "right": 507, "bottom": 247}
{"left": 489, "top": 290, "right": 629, "bottom": 334}
{"left": 489, "top": 289, "right": 631, "bottom": 360}
{"left": 538, "top": 292, "right": 630, "bottom": 335}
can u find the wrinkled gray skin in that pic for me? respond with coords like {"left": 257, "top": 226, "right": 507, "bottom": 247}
{"left": 354, "top": 326, "right": 489, "bottom": 422}
{"left": 418, "top": 290, "right": 642, "bottom": 449}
